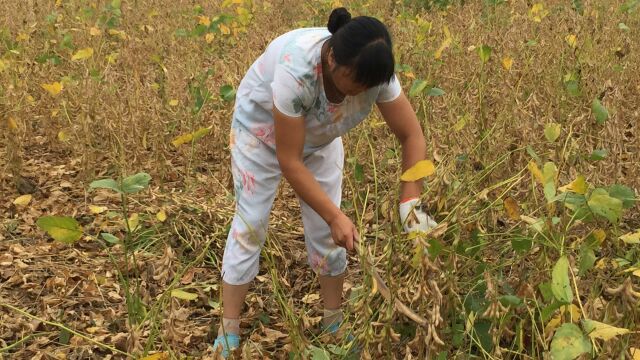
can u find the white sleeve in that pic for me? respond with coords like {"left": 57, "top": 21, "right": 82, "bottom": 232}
{"left": 376, "top": 74, "right": 402, "bottom": 103}
{"left": 270, "top": 64, "right": 310, "bottom": 118}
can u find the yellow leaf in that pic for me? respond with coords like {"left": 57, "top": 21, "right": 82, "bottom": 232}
{"left": 140, "top": 353, "right": 169, "bottom": 360}
{"left": 561, "top": 304, "right": 581, "bottom": 322}
{"left": 172, "top": 133, "right": 193, "bottom": 147}
{"left": 57, "top": 130, "right": 70, "bottom": 142}
{"left": 7, "top": 117, "right": 18, "bottom": 130}
{"left": 529, "top": 3, "right": 549, "bottom": 22}
{"left": 127, "top": 213, "right": 139, "bottom": 231}
{"left": 41, "top": 82, "right": 63, "bottom": 96}
{"left": 434, "top": 26, "right": 452, "bottom": 60}
{"left": 591, "top": 229, "right": 606, "bottom": 244}
{"left": 156, "top": 210, "right": 167, "bottom": 222}
{"left": 108, "top": 29, "right": 127, "bottom": 40}
{"left": 371, "top": 276, "right": 379, "bottom": 295}
{"left": 71, "top": 47, "right": 94, "bottom": 61}
{"left": 565, "top": 34, "right": 577, "bottom": 48}
{"left": 107, "top": 52, "right": 119, "bottom": 64}
{"left": 198, "top": 16, "right": 211, "bottom": 26}
{"left": 504, "top": 197, "right": 521, "bottom": 221}
{"left": 89, "top": 27, "right": 102, "bottom": 36}
{"left": 582, "top": 319, "right": 630, "bottom": 341}
{"left": 169, "top": 99, "right": 179, "bottom": 106}
{"left": 205, "top": 32, "right": 215, "bottom": 44}
{"left": 16, "top": 32, "right": 30, "bottom": 42}
{"left": 527, "top": 161, "right": 544, "bottom": 184}
{"left": 502, "top": 56, "right": 513, "bottom": 71}
{"left": 400, "top": 160, "right": 436, "bottom": 182}
{"left": 171, "top": 127, "right": 211, "bottom": 147}
{"left": 13, "top": 194, "right": 32, "bottom": 206}
{"left": 620, "top": 230, "right": 640, "bottom": 244}
{"left": 171, "top": 289, "right": 198, "bottom": 301}
{"left": 631, "top": 348, "right": 640, "bottom": 360}
{"left": 633, "top": 269, "right": 640, "bottom": 278}
{"left": 89, "top": 205, "right": 107, "bottom": 214}
{"left": 219, "top": 23, "right": 231, "bottom": 35}
{"left": 454, "top": 114, "right": 468, "bottom": 132}
{"left": 544, "top": 313, "right": 562, "bottom": 336}
{"left": 0, "top": 59, "right": 8, "bottom": 72}
{"left": 595, "top": 258, "right": 608, "bottom": 269}
{"left": 55, "top": 0, "right": 62, "bottom": 7}
{"left": 558, "top": 174, "right": 587, "bottom": 194}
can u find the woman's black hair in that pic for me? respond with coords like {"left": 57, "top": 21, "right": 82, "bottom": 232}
{"left": 327, "top": 7, "right": 395, "bottom": 88}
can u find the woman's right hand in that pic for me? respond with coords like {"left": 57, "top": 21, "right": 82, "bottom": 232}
{"left": 328, "top": 211, "right": 358, "bottom": 252}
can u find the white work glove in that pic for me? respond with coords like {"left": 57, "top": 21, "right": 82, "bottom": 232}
{"left": 399, "top": 198, "right": 438, "bottom": 233}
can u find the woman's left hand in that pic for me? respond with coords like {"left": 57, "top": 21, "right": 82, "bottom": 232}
{"left": 399, "top": 198, "right": 438, "bottom": 233}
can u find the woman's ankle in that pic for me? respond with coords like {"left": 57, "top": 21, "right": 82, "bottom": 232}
{"left": 322, "top": 308, "right": 344, "bottom": 329}
{"left": 218, "top": 317, "right": 241, "bottom": 337}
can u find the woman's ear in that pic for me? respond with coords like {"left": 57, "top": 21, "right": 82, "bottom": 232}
{"left": 327, "top": 48, "right": 337, "bottom": 71}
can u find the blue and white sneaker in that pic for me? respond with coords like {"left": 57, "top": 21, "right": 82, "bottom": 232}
{"left": 213, "top": 333, "right": 240, "bottom": 358}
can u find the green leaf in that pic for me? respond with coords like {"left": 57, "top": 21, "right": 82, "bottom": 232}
{"left": 541, "top": 301, "right": 564, "bottom": 322}
{"left": 589, "top": 149, "right": 607, "bottom": 161}
{"left": 59, "top": 328, "right": 72, "bottom": 345}
{"left": 607, "top": 184, "right": 636, "bottom": 209}
{"left": 36, "top": 216, "right": 83, "bottom": 244}
{"left": 174, "top": 28, "right": 189, "bottom": 37}
{"left": 427, "top": 87, "right": 445, "bottom": 96}
{"left": 554, "top": 192, "right": 587, "bottom": 211}
{"left": 192, "top": 24, "right": 208, "bottom": 37}
{"left": 620, "top": 0, "right": 639, "bottom": 13}
{"left": 90, "top": 178, "right": 122, "bottom": 193}
{"left": 61, "top": 34, "right": 74, "bottom": 50}
{"left": 472, "top": 320, "right": 494, "bottom": 353}
{"left": 572, "top": 0, "right": 584, "bottom": 15}
{"left": 170, "top": 289, "right": 198, "bottom": 301}
{"left": 591, "top": 99, "right": 609, "bottom": 125}
{"left": 258, "top": 311, "right": 270, "bottom": 325}
{"left": 550, "top": 323, "right": 592, "bottom": 360}
{"left": 564, "top": 80, "right": 581, "bottom": 97}
{"left": 477, "top": 45, "right": 492, "bottom": 63}
{"left": 499, "top": 294, "right": 523, "bottom": 307}
{"left": 121, "top": 173, "right": 151, "bottom": 194}
{"left": 543, "top": 162, "right": 558, "bottom": 203}
{"left": 409, "top": 79, "right": 428, "bottom": 97}
{"left": 551, "top": 255, "right": 573, "bottom": 304}
{"left": 544, "top": 182, "right": 557, "bottom": 203}
{"left": 618, "top": 22, "right": 630, "bottom": 31}
{"left": 427, "top": 238, "right": 444, "bottom": 259}
{"left": 511, "top": 236, "right": 532, "bottom": 253}
{"left": 101, "top": 232, "right": 120, "bottom": 244}
{"left": 526, "top": 145, "right": 542, "bottom": 163}
{"left": 588, "top": 188, "right": 623, "bottom": 224}
{"left": 544, "top": 123, "right": 561, "bottom": 142}
{"left": 578, "top": 245, "right": 596, "bottom": 276}
{"left": 220, "top": 85, "right": 236, "bottom": 102}
{"left": 538, "top": 282, "right": 554, "bottom": 303}
{"left": 354, "top": 162, "right": 364, "bottom": 182}
{"left": 306, "top": 345, "right": 331, "bottom": 360}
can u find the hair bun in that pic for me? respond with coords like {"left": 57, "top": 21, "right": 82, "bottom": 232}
{"left": 327, "top": 7, "right": 351, "bottom": 34}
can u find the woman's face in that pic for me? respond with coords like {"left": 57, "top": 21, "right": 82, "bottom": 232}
{"left": 327, "top": 49, "right": 368, "bottom": 96}
{"left": 330, "top": 65, "right": 368, "bottom": 96}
